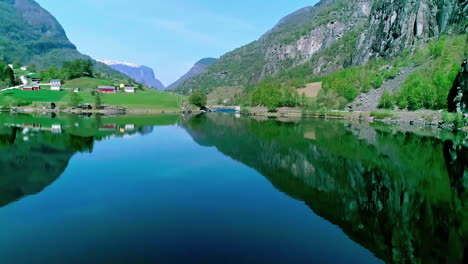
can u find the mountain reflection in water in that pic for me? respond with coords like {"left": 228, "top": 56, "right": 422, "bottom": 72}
{"left": 0, "top": 113, "right": 176, "bottom": 208}
{"left": 0, "top": 112, "right": 467, "bottom": 263}
{"left": 183, "top": 114, "right": 468, "bottom": 264}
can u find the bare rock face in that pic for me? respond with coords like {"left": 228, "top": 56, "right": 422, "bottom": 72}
{"left": 354, "top": 0, "right": 466, "bottom": 64}
{"left": 176, "top": 0, "right": 467, "bottom": 95}
{"left": 262, "top": 0, "right": 372, "bottom": 77}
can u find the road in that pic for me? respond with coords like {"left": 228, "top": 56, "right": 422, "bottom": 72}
{"left": 1, "top": 75, "right": 39, "bottom": 92}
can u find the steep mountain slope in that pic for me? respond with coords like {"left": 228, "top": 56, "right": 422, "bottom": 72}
{"left": 175, "top": 0, "right": 467, "bottom": 95}
{"left": 99, "top": 60, "right": 165, "bottom": 90}
{"left": 167, "top": 58, "right": 217, "bottom": 90}
{"left": 0, "top": 0, "right": 124, "bottom": 79}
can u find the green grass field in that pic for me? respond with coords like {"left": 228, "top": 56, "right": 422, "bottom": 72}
{"left": 62, "top": 77, "right": 114, "bottom": 89}
{"left": 0, "top": 89, "right": 184, "bottom": 110}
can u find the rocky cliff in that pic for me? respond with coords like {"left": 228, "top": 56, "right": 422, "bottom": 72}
{"left": 167, "top": 58, "right": 218, "bottom": 90}
{"left": 354, "top": 0, "right": 467, "bottom": 64}
{"left": 175, "top": 0, "right": 467, "bottom": 95}
{"left": 99, "top": 60, "right": 166, "bottom": 90}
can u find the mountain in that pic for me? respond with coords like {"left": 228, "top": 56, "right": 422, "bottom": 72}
{"left": 0, "top": 0, "right": 125, "bottom": 79}
{"left": 175, "top": 0, "right": 467, "bottom": 104}
{"left": 167, "top": 58, "right": 218, "bottom": 90}
{"left": 99, "top": 60, "right": 166, "bottom": 90}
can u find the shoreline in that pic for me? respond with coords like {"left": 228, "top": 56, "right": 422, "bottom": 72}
{"left": 2, "top": 106, "right": 467, "bottom": 131}
{"left": 242, "top": 108, "right": 468, "bottom": 132}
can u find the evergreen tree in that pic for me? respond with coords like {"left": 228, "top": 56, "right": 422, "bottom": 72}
{"left": 94, "top": 92, "right": 102, "bottom": 109}
{"left": 4, "top": 66, "right": 15, "bottom": 86}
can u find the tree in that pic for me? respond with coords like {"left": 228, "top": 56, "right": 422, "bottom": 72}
{"left": 13, "top": 61, "right": 21, "bottom": 69}
{"left": 3, "top": 66, "right": 15, "bottom": 86}
{"left": 94, "top": 91, "right": 102, "bottom": 109}
{"left": 189, "top": 91, "right": 207, "bottom": 109}
{"left": 68, "top": 91, "right": 83, "bottom": 107}
{"left": 29, "top": 64, "right": 37, "bottom": 73}
{"left": 378, "top": 90, "right": 395, "bottom": 109}
{"left": 83, "top": 59, "right": 93, "bottom": 76}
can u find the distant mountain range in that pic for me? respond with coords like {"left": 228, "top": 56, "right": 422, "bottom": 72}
{"left": 167, "top": 58, "right": 218, "bottom": 90}
{"left": 98, "top": 60, "right": 166, "bottom": 90}
{"left": 0, "top": 0, "right": 125, "bottom": 79}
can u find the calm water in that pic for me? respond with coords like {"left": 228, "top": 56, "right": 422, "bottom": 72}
{"left": 0, "top": 113, "right": 467, "bottom": 264}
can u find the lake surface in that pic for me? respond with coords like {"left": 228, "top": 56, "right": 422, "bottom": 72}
{"left": 0, "top": 112, "right": 467, "bottom": 264}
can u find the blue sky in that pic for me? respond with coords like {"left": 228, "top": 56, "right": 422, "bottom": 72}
{"left": 36, "top": 0, "right": 317, "bottom": 85}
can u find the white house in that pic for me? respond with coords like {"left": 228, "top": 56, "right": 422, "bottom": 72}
{"left": 50, "top": 79, "right": 61, "bottom": 91}
{"left": 51, "top": 125, "right": 62, "bottom": 134}
{"left": 124, "top": 86, "right": 136, "bottom": 93}
{"left": 21, "top": 66, "right": 28, "bottom": 71}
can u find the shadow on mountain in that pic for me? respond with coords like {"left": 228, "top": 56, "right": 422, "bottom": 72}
{"left": 183, "top": 113, "right": 468, "bottom": 264}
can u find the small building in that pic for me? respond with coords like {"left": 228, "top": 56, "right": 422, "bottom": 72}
{"left": 125, "top": 124, "right": 135, "bottom": 131}
{"left": 21, "top": 66, "right": 28, "bottom": 71}
{"left": 50, "top": 79, "right": 61, "bottom": 91}
{"left": 22, "top": 85, "right": 40, "bottom": 91}
{"left": 74, "top": 88, "right": 80, "bottom": 93}
{"left": 51, "top": 124, "right": 62, "bottom": 134}
{"left": 98, "top": 86, "right": 116, "bottom": 93}
{"left": 28, "top": 74, "right": 41, "bottom": 84}
{"left": 124, "top": 86, "right": 136, "bottom": 93}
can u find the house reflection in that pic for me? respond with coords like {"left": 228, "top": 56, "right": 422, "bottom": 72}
{"left": 0, "top": 112, "right": 180, "bottom": 209}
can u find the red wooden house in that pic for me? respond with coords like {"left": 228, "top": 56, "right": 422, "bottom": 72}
{"left": 22, "top": 85, "right": 40, "bottom": 91}
{"left": 97, "top": 86, "right": 116, "bottom": 93}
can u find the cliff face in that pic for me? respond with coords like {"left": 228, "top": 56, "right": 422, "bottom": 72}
{"left": 99, "top": 61, "right": 166, "bottom": 90}
{"left": 355, "top": 0, "right": 467, "bottom": 64}
{"left": 176, "top": 0, "right": 467, "bottom": 94}
{"left": 167, "top": 58, "right": 218, "bottom": 90}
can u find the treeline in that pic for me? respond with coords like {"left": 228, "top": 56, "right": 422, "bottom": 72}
{"left": 250, "top": 79, "right": 303, "bottom": 110}
{"left": 39, "top": 59, "right": 94, "bottom": 82}
{"left": 0, "top": 60, "right": 17, "bottom": 88}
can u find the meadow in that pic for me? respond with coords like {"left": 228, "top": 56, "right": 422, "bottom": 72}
{"left": 0, "top": 89, "right": 183, "bottom": 111}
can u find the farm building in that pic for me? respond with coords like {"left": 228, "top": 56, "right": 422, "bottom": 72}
{"left": 28, "top": 74, "right": 41, "bottom": 84}
{"left": 124, "top": 86, "right": 136, "bottom": 93}
{"left": 98, "top": 86, "right": 116, "bottom": 93}
{"left": 22, "top": 85, "right": 40, "bottom": 91}
{"left": 50, "top": 79, "right": 62, "bottom": 91}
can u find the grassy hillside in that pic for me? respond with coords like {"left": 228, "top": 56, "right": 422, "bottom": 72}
{"left": 0, "top": 90, "right": 183, "bottom": 111}
{"left": 62, "top": 77, "right": 114, "bottom": 89}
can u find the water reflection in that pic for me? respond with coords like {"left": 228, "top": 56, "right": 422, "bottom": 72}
{"left": 1, "top": 112, "right": 467, "bottom": 263}
{"left": 0, "top": 113, "right": 179, "bottom": 208}
{"left": 183, "top": 114, "right": 468, "bottom": 264}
